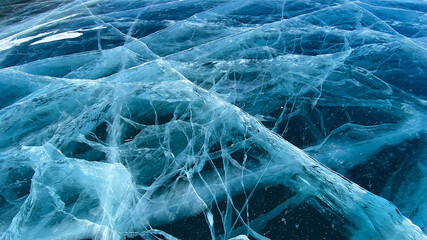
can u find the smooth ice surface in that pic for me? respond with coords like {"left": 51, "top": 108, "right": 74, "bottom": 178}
{"left": 0, "top": 0, "right": 426, "bottom": 239}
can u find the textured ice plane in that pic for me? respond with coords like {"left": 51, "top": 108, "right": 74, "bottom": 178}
{"left": 0, "top": 79, "right": 424, "bottom": 239}
{"left": 0, "top": 0, "right": 426, "bottom": 239}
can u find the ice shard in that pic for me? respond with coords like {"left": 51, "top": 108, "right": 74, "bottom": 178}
{"left": 0, "top": 0, "right": 426, "bottom": 239}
